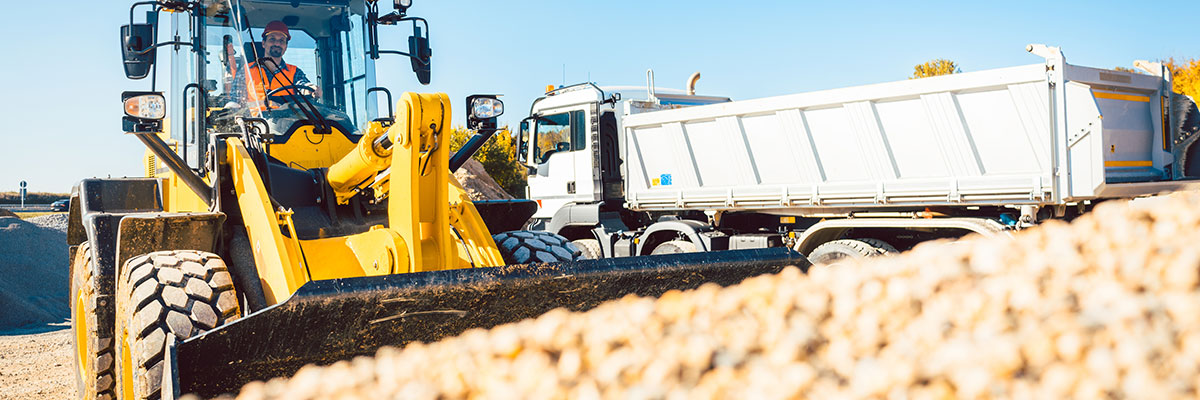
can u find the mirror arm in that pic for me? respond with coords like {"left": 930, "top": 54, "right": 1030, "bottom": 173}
{"left": 372, "top": 49, "right": 430, "bottom": 66}
{"left": 133, "top": 40, "right": 197, "bottom": 56}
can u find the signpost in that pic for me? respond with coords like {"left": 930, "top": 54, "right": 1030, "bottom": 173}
{"left": 19, "top": 181, "right": 26, "bottom": 209}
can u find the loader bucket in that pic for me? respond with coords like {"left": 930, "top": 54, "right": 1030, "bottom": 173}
{"left": 164, "top": 248, "right": 807, "bottom": 398}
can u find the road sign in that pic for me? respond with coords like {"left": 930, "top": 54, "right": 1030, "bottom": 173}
{"left": 19, "top": 181, "right": 26, "bottom": 188}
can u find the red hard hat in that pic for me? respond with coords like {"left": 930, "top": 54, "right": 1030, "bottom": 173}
{"left": 263, "top": 21, "right": 291, "bottom": 40}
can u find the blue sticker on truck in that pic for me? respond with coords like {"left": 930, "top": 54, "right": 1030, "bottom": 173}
{"left": 660, "top": 174, "right": 672, "bottom": 186}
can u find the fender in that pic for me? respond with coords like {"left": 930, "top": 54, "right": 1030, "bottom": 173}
{"left": 546, "top": 203, "right": 601, "bottom": 236}
{"left": 68, "top": 178, "right": 225, "bottom": 294}
{"left": 793, "top": 217, "right": 1009, "bottom": 255}
{"left": 636, "top": 219, "right": 715, "bottom": 255}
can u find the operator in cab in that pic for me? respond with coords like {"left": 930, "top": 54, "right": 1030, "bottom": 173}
{"left": 237, "top": 20, "right": 321, "bottom": 111}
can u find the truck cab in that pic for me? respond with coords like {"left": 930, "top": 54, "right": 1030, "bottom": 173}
{"left": 518, "top": 81, "right": 730, "bottom": 257}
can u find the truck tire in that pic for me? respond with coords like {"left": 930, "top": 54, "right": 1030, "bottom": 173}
{"left": 572, "top": 239, "right": 603, "bottom": 259}
{"left": 114, "top": 251, "right": 240, "bottom": 400}
{"left": 651, "top": 240, "right": 697, "bottom": 255}
{"left": 493, "top": 231, "right": 583, "bottom": 264}
{"left": 70, "top": 241, "right": 116, "bottom": 400}
{"left": 807, "top": 239, "right": 881, "bottom": 264}
{"left": 858, "top": 238, "right": 899, "bottom": 255}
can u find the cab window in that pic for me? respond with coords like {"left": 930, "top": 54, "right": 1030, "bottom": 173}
{"left": 534, "top": 110, "right": 586, "bottom": 163}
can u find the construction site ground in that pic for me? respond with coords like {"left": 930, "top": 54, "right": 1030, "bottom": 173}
{"left": 5, "top": 188, "right": 1200, "bottom": 399}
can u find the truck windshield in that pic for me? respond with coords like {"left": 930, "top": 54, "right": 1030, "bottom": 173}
{"left": 205, "top": 0, "right": 375, "bottom": 133}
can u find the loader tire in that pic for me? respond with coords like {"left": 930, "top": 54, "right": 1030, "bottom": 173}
{"left": 651, "top": 240, "right": 698, "bottom": 255}
{"left": 493, "top": 231, "right": 583, "bottom": 264}
{"left": 70, "top": 241, "right": 116, "bottom": 400}
{"left": 572, "top": 239, "right": 603, "bottom": 259}
{"left": 114, "top": 251, "right": 240, "bottom": 400}
{"left": 807, "top": 239, "right": 882, "bottom": 265}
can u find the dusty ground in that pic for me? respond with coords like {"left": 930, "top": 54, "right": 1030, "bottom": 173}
{"left": 0, "top": 325, "right": 74, "bottom": 400}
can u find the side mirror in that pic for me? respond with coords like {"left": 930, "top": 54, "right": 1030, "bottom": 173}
{"left": 120, "top": 23, "right": 156, "bottom": 79}
{"left": 517, "top": 117, "right": 538, "bottom": 170}
{"left": 409, "top": 26, "right": 431, "bottom": 84}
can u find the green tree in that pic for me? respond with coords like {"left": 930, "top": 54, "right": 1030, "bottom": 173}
{"left": 910, "top": 59, "right": 961, "bottom": 79}
{"left": 448, "top": 127, "right": 528, "bottom": 197}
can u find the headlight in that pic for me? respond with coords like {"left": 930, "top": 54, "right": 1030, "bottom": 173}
{"left": 123, "top": 93, "right": 166, "bottom": 120}
{"left": 470, "top": 97, "right": 504, "bottom": 119}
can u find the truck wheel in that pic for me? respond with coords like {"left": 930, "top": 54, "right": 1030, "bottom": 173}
{"left": 807, "top": 239, "right": 881, "bottom": 264}
{"left": 493, "top": 231, "right": 583, "bottom": 264}
{"left": 114, "top": 251, "right": 240, "bottom": 400}
{"left": 70, "top": 241, "right": 116, "bottom": 399}
{"left": 572, "top": 239, "right": 603, "bottom": 259}
{"left": 858, "top": 238, "right": 899, "bottom": 255}
{"left": 651, "top": 240, "right": 697, "bottom": 255}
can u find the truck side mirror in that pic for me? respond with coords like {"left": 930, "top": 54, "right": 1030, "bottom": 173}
{"left": 409, "top": 26, "right": 431, "bottom": 84}
{"left": 121, "top": 23, "right": 156, "bottom": 79}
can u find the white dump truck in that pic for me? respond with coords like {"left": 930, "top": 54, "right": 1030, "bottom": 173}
{"left": 516, "top": 44, "right": 1200, "bottom": 261}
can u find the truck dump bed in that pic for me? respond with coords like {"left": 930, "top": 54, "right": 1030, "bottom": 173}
{"left": 622, "top": 46, "right": 1197, "bottom": 214}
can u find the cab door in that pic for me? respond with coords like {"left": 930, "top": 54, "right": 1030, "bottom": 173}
{"left": 525, "top": 108, "right": 593, "bottom": 219}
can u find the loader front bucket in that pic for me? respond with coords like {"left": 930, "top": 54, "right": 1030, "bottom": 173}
{"left": 164, "top": 248, "right": 807, "bottom": 398}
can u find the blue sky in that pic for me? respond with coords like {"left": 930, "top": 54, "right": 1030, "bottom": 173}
{"left": 2, "top": 0, "right": 1198, "bottom": 193}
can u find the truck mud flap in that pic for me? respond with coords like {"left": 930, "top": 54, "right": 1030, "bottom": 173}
{"left": 167, "top": 247, "right": 807, "bottom": 398}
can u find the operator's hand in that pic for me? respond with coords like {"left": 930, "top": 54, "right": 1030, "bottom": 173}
{"left": 304, "top": 82, "right": 322, "bottom": 99}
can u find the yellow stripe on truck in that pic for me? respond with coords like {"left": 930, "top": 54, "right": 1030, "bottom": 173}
{"left": 1093, "top": 92, "right": 1150, "bottom": 102}
{"left": 1105, "top": 160, "right": 1153, "bottom": 167}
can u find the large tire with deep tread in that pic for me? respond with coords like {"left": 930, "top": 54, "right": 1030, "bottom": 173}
{"left": 70, "top": 241, "right": 116, "bottom": 400}
{"left": 572, "top": 239, "right": 603, "bottom": 259}
{"left": 650, "top": 240, "right": 698, "bottom": 255}
{"left": 115, "top": 251, "right": 240, "bottom": 400}
{"left": 807, "top": 239, "right": 882, "bottom": 265}
{"left": 492, "top": 231, "right": 583, "bottom": 264}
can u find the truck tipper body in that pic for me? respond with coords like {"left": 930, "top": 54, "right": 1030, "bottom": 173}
{"left": 517, "top": 45, "right": 1200, "bottom": 260}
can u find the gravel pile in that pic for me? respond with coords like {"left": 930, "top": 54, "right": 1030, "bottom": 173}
{"left": 27, "top": 213, "right": 69, "bottom": 232}
{"left": 218, "top": 192, "right": 1200, "bottom": 399}
{"left": 454, "top": 158, "right": 513, "bottom": 200}
{"left": 0, "top": 215, "right": 69, "bottom": 330}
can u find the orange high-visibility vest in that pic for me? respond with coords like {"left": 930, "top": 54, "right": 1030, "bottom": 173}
{"left": 247, "top": 60, "right": 300, "bottom": 110}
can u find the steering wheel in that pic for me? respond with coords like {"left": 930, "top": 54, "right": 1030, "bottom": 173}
{"left": 265, "top": 84, "right": 316, "bottom": 99}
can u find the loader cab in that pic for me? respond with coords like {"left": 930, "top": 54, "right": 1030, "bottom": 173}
{"left": 140, "top": 0, "right": 430, "bottom": 174}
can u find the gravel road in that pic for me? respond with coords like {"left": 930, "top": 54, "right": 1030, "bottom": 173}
{"left": 0, "top": 327, "right": 74, "bottom": 400}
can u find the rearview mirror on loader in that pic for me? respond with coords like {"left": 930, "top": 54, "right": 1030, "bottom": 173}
{"left": 409, "top": 27, "right": 431, "bottom": 85}
{"left": 121, "top": 23, "right": 156, "bottom": 79}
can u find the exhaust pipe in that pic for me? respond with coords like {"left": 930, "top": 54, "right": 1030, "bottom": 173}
{"left": 686, "top": 72, "right": 701, "bottom": 95}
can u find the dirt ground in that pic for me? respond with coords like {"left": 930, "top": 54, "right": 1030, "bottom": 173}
{"left": 0, "top": 325, "right": 74, "bottom": 400}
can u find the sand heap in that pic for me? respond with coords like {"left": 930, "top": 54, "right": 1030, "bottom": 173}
{"left": 0, "top": 214, "right": 69, "bottom": 330}
{"left": 454, "top": 159, "right": 513, "bottom": 201}
{"left": 219, "top": 192, "right": 1200, "bottom": 399}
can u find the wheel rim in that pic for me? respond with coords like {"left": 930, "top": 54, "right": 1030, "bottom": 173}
{"left": 74, "top": 291, "right": 88, "bottom": 382}
{"left": 120, "top": 327, "right": 134, "bottom": 400}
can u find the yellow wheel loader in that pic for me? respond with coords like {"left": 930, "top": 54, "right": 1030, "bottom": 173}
{"left": 66, "top": 0, "right": 806, "bottom": 398}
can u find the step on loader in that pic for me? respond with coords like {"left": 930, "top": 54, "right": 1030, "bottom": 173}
{"left": 67, "top": 1, "right": 807, "bottom": 398}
